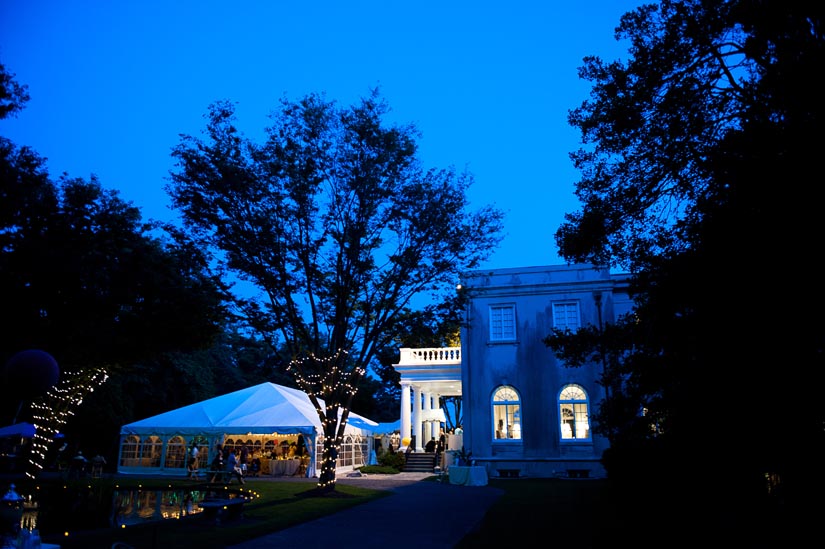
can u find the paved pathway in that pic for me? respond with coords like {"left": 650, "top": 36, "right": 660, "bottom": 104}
{"left": 228, "top": 472, "right": 503, "bottom": 548}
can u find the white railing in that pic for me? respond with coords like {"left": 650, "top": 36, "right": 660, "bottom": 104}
{"left": 398, "top": 347, "right": 461, "bottom": 364}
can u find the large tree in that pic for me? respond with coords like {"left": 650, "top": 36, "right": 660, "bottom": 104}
{"left": 0, "top": 63, "right": 228, "bottom": 476}
{"left": 168, "top": 89, "right": 503, "bottom": 491}
{"left": 549, "top": 0, "right": 824, "bottom": 540}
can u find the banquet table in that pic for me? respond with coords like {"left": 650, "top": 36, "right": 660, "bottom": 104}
{"left": 269, "top": 458, "right": 300, "bottom": 476}
{"left": 448, "top": 465, "right": 488, "bottom": 486}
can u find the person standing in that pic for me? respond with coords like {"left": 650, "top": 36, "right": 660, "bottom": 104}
{"left": 239, "top": 443, "right": 249, "bottom": 476}
{"left": 226, "top": 449, "right": 245, "bottom": 484}
{"left": 187, "top": 440, "right": 200, "bottom": 479}
{"left": 209, "top": 452, "right": 224, "bottom": 484}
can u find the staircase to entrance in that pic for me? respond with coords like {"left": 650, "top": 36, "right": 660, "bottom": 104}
{"left": 403, "top": 452, "right": 437, "bottom": 473}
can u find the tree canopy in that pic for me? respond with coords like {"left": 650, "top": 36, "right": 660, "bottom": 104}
{"left": 0, "top": 62, "right": 229, "bottom": 475}
{"left": 547, "top": 0, "right": 824, "bottom": 536}
{"left": 167, "top": 89, "right": 503, "bottom": 489}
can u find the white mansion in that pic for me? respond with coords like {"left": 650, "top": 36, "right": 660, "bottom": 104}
{"left": 393, "top": 263, "right": 633, "bottom": 479}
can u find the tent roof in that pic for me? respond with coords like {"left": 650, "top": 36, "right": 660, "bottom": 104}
{"left": 121, "top": 382, "right": 378, "bottom": 438}
{"left": 0, "top": 422, "right": 35, "bottom": 439}
{"left": 373, "top": 419, "right": 401, "bottom": 434}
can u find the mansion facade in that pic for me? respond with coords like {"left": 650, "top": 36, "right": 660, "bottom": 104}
{"left": 393, "top": 263, "right": 633, "bottom": 479}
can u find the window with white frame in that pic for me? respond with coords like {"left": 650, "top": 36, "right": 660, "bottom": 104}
{"left": 489, "top": 304, "right": 516, "bottom": 341}
{"left": 492, "top": 385, "right": 522, "bottom": 440}
{"left": 164, "top": 435, "right": 187, "bottom": 469}
{"left": 119, "top": 435, "right": 139, "bottom": 466}
{"left": 140, "top": 435, "right": 163, "bottom": 467}
{"left": 553, "top": 301, "right": 580, "bottom": 331}
{"left": 559, "top": 384, "right": 590, "bottom": 440}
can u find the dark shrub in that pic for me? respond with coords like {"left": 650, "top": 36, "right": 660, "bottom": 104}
{"left": 377, "top": 451, "right": 405, "bottom": 472}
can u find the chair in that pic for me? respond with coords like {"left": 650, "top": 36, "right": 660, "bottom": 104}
{"left": 91, "top": 462, "right": 104, "bottom": 478}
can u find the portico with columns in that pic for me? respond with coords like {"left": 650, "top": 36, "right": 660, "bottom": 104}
{"left": 393, "top": 347, "right": 461, "bottom": 452}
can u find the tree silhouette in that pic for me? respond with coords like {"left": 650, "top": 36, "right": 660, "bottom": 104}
{"left": 168, "top": 89, "right": 503, "bottom": 491}
{"left": 549, "top": 1, "right": 823, "bottom": 542}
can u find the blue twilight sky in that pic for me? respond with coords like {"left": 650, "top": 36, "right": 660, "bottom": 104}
{"left": 0, "top": 1, "right": 640, "bottom": 272}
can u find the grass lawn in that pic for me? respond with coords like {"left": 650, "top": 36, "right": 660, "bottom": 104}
{"left": 11, "top": 473, "right": 802, "bottom": 548}
{"left": 458, "top": 476, "right": 803, "bottom": 549}
{"left": 456, "top": 478, "right": 616, "bottom": 548}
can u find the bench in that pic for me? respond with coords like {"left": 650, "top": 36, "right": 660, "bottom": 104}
{"left": 204, "top": 469, "right": 244, "bottom": 483}
{"left": 199, "top": 497, "right": 246, "bottom": 524}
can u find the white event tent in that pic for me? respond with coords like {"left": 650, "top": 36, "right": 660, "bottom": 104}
{"left": 117, "top": 382, "right": 378, "bottom": 477}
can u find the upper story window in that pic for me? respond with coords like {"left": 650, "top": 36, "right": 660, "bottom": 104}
{"left": 559, "top": 384, "right": 590, "bottom": 441}
{"left": 553, "top": 301, "right": 580, "bottom": 331}
{"left": 492, "top": 385, "right": 522, "bottom": 440}
{"left": 489, "top": 304, "right": 516, "bottom": 341}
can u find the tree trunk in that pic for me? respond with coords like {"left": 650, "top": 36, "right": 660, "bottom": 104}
{"left": 316, "top": 429, "right": 339, "bottom": 492}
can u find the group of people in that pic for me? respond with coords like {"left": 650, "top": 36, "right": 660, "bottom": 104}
{"left": 199, "top": 443, "right": 245, "bottom": 484}
{"left": 424, "top": 435, "right": 446, "bottom": 454}
{"left": 191, "top": 442, "right": 264, "bottom": 484}
{"left": 186, "top": 438, "right": 308, "bottom": 482}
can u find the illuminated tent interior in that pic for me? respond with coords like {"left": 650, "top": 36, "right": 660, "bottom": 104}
{"left": 117, "top": 382, "right": 378, "bottom": 477}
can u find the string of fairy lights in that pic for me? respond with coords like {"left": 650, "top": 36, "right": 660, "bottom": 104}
{"left": 20, "top": 349, "right": 364, "bottom": 487}
{"left": 286, "top": 348, "right": 366, "bottom": 487}
{"left": 26, "top": 367, "right": 109, "bottom": 479}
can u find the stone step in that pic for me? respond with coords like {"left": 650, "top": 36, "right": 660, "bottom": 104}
{"left": 403, "top": 452, "right": 437, "bottom": 472}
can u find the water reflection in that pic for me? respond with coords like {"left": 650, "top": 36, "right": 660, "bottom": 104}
{"left": 113, "top": 489, "right": 206, "bottom": 526}
{"left": 15, "top": 487, "right": 214, "bottom": 536}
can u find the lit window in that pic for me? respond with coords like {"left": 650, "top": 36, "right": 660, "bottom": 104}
{"left": 119, "top": 435, "right": 140, "bottom": 466}
{"left": 140, "top": 435, "right": 163, "bottom": 467}
{"left": 559, "top": 384, "right": 590, "bottom": 440}
{"left": 164, "top": 436, "right": 187, "bottom": 469}
{"left": 492, "top": 385, "right": 522, "bottom": 440}
{"left": 553, "top": 302, "right": 580, "bottom": 331}
{"left": 490, "top": 304, "right": 516, "bottom": 341}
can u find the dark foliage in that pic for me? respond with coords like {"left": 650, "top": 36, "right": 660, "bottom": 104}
{"left": 549, "top": 0, "right": 825, "bottom": 523}
{"left": 0, "top": 64, "right": 228, "bottom": 461}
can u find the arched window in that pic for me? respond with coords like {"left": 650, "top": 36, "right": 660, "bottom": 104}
{"left": 340, "top": 435, "right": 354, "bottom": 467}
{"left": 139, "top": 436, "right": 163, "bottom": 467}
{"left": 165, "top": 436, "right": 187, "bottom": 469}
{"left": 559, "top": 384, "right": 590, "bottom": 440}
{"left": 120, "top": 435, "right": 139, "bottom": 466}
{"left": 492, "top": 385, "right": 522, "bottom": 440}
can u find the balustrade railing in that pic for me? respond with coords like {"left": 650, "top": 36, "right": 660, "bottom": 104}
{"left": 398, "top": 347, "right": 461, "bottom": 364}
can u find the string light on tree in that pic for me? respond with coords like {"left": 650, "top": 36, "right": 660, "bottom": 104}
{"left": 24, "top": 367, "right": 108, "bottom": 479}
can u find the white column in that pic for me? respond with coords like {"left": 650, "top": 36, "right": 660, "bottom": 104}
{"left": 431, "top": 392, "right": 441, "bottom": 440}
{"left": 400, "top": 383, "right": 411, "bottom": 446}
{"left": 423, "top": 391, "right": 434, "bottom": 444}
{"left": 412, "top": 385, "right": 423, "bottom": 452}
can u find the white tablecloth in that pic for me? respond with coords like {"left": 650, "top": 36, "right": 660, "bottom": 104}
{"left": 269, "top": 459, "right": 300, "bottom": 476}
{"left": 448, "top": 465, "right": 488, "bottom": 486}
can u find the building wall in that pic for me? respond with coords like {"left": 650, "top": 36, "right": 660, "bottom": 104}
{"left": 459, "top": 264, "right": 631, "bottom": 478}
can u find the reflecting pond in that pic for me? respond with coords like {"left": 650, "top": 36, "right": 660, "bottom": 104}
{"left": 5, "top": 484, "right": 243, "bottom": 538}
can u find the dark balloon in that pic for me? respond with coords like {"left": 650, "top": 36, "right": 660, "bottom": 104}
{"left": 4, "top": 349, "right": 60, "bottom": 400}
